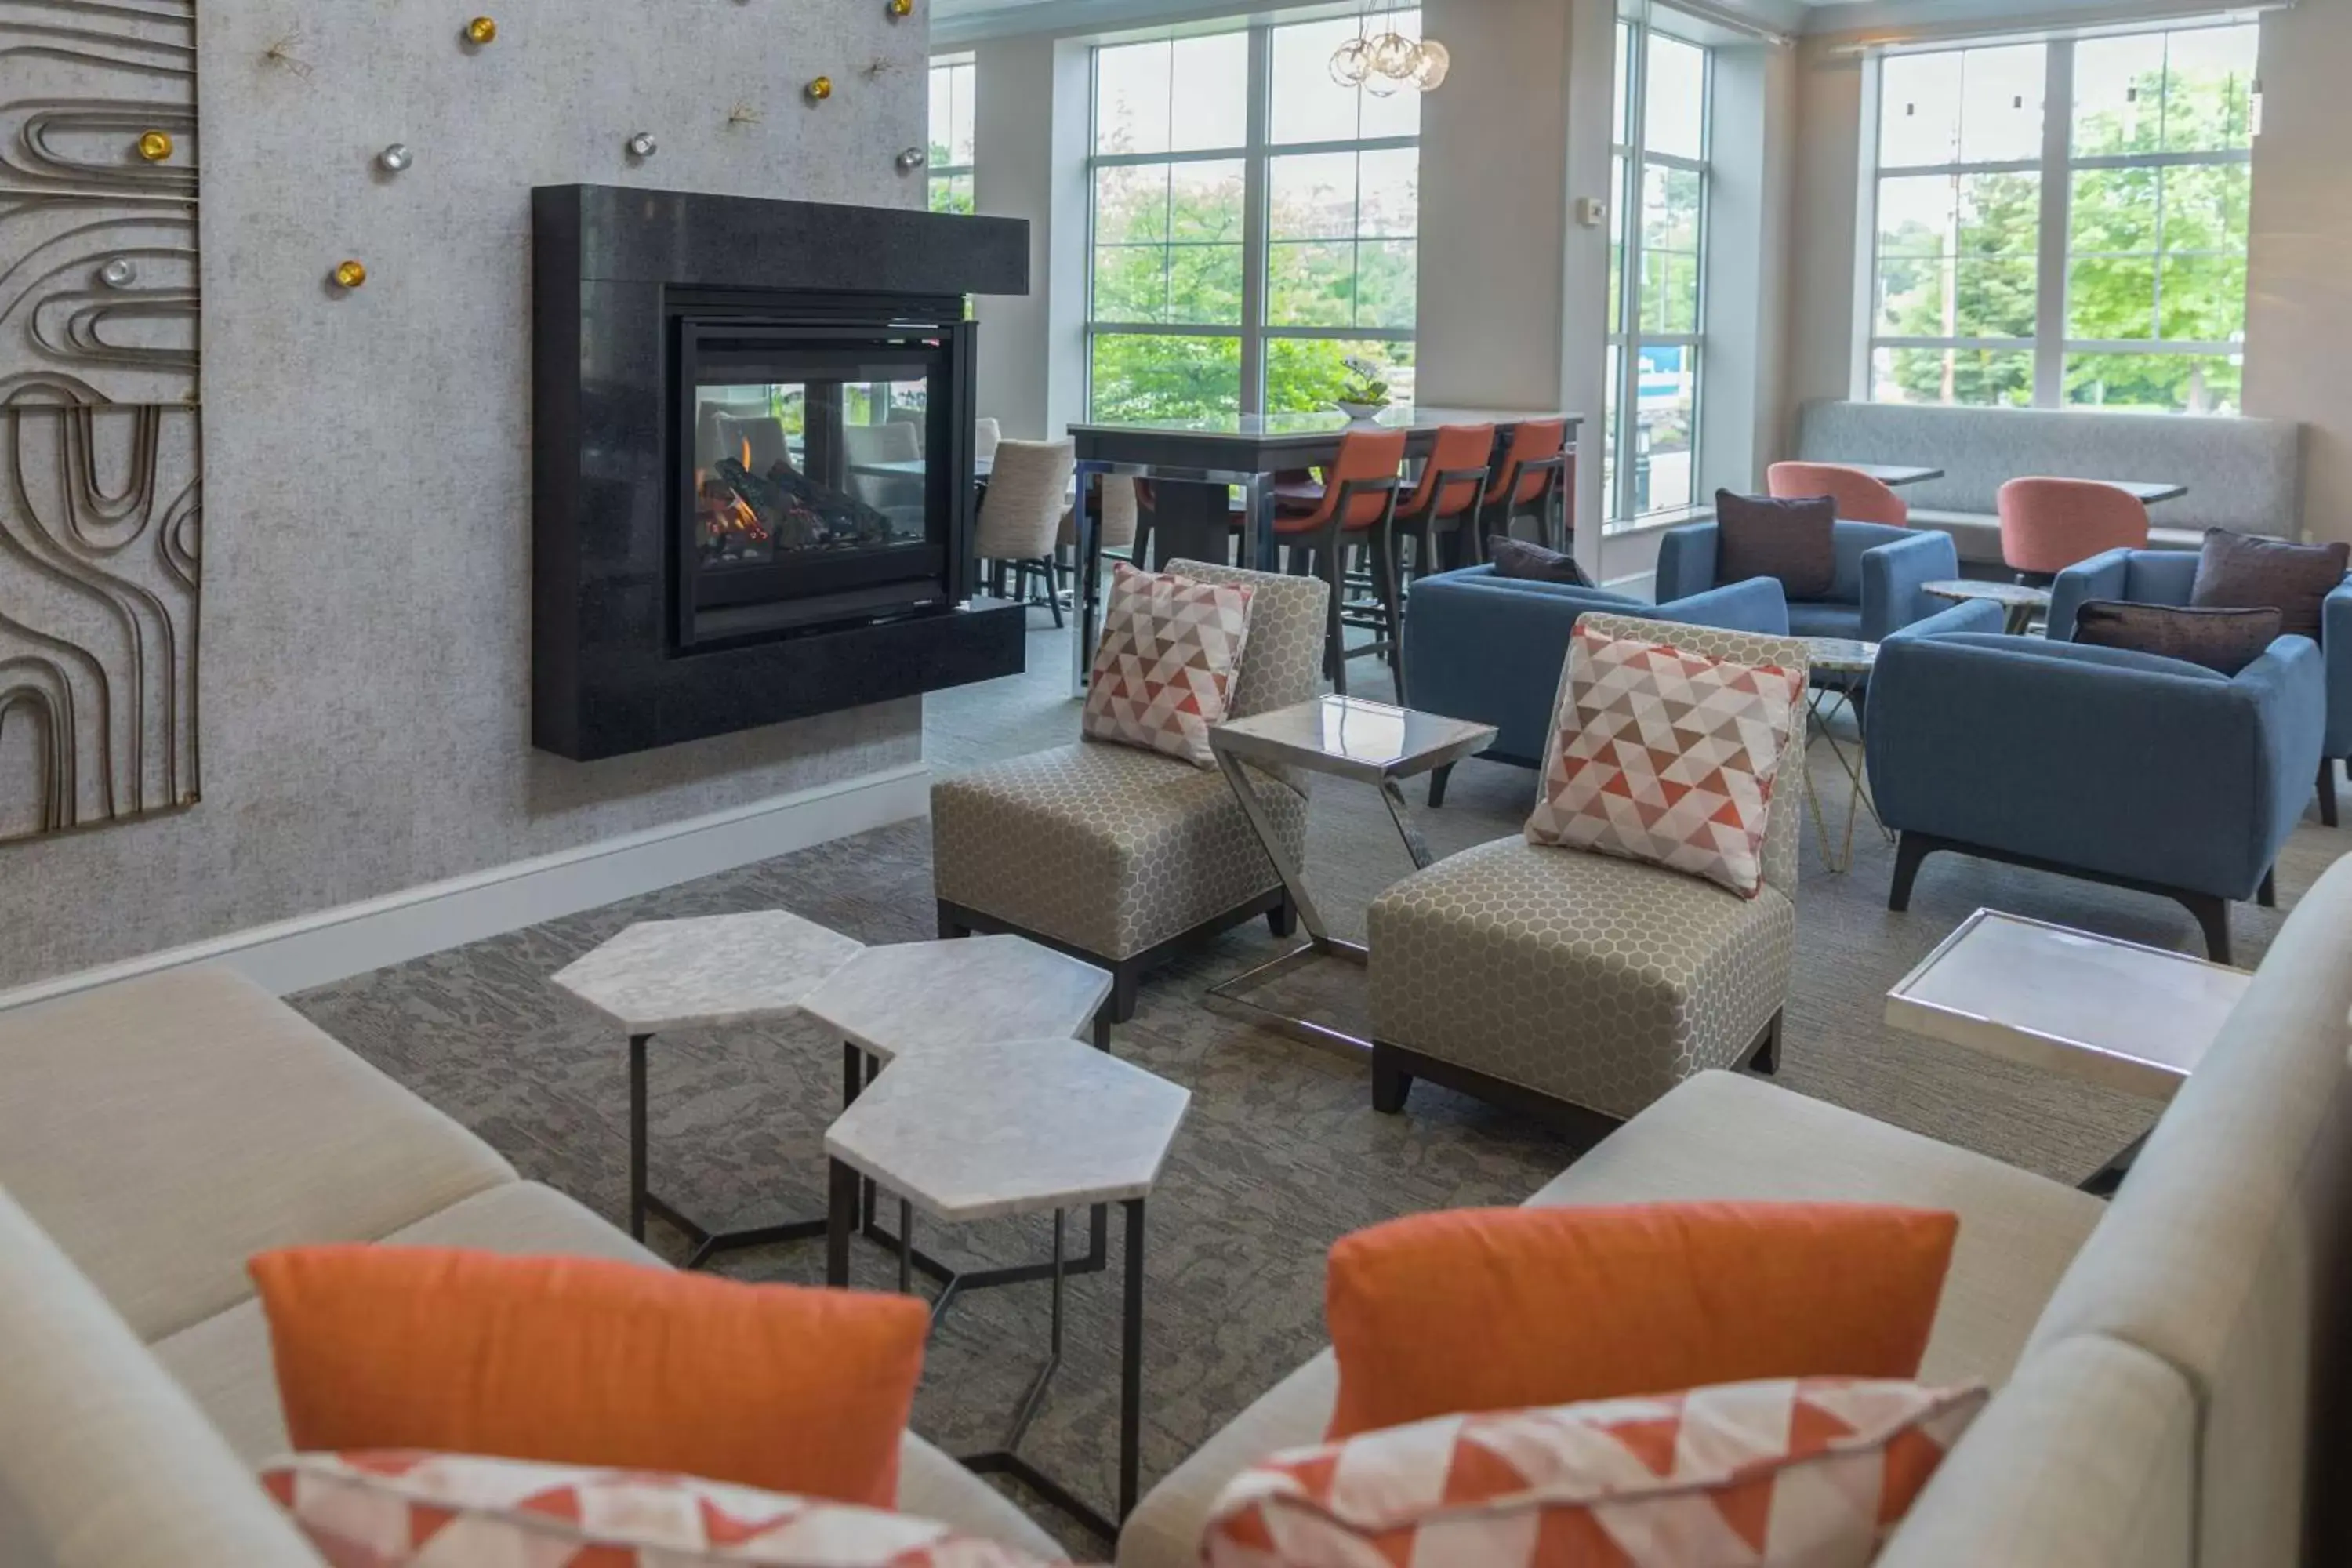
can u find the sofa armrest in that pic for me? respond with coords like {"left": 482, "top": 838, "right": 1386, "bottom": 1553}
{"left": 1654, "top": 575, "right": 1791, "bottom": 637}
{"left": 2234, "top": 637, "right": 2329, "bottom": 848}
{"left": 2047, "top": 550, "right": 2136, "bottom": 641}
{"left": 1858, "top": 530, "right": 1961, "bottom": 641}
{"left": 2326, "top": 578, "right": 2352, "bottom": 757}
{"left": 1885, "top": 599, "right": 2007, "bottom": 641}
{"left": 1403, "top": 574, "right": 1635, "bottom": 766}
{"left": 1865, "top": 636, "right": 2299, "bottom": 899}
{"left": 1653, "top": 522, "right": 1721, "bottom": 603}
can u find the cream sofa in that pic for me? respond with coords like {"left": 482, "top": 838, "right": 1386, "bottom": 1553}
{"left": 0, "top": 969, "right": 1061, "bottom": 1568}
{"left": 1122, "top": 851, "right": 2352, "bottom": 1568}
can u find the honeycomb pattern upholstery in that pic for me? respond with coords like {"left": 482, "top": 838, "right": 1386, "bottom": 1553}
{"left": 1368, "top": 613, "right": 1811, "bottom": 1123}
{"left": 932, "top": 561, "right": 1330, "bottom": 965}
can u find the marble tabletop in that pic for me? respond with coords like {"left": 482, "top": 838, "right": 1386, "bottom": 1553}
{"left": 1886, "top": 908, "right": 2249, "bottom": 1101}
{"left": 1210, "top": 695, "right": 1497, "bottom": 786}
{"left": 1800, "top": 637, "right": 1879, "bottom": 676}
{"left": 798, "top": 935, "right": 1113, "bottom": 1062}
{"left": 1922, "top": 578, "right": 2052, "bottom": 607}
{"left": 549, "top": 911, "right": 864, "bottom": 1035}
{"left": 824, "top": 1037, "right": 1191, "bottom": 1222}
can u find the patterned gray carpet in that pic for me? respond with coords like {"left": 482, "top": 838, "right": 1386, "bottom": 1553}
{"left": 291, "top": 628, "right": 2347, "bottom": 1550}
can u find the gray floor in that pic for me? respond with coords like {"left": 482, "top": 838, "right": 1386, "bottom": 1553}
{"left": 293, "top": 603, "right": 2347, "bottom": 1550}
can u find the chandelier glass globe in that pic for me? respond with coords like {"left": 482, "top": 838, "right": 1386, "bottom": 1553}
{"left": 1368, "top": 29, "right": 1418, "bottom": 80}
{"left": 1407, "top": 38, "right": 1450, "bottom": 90}
{"left": 1328, "top": 35, "right": 1373, "bottom": 87}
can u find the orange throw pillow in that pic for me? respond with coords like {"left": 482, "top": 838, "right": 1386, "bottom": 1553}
{"left": 1324, "top": 1202, "right": 1958, "bottom": 1439}
{"left": 248, "top": 1247, "right": 927, "bottom": 1508}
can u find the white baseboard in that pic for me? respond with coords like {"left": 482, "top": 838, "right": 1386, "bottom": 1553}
{"left": 0, "top": 762, "right": 932, "bottom": 1015}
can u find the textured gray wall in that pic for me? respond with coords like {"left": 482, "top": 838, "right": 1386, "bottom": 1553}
{"left": 0, "top": 2, "right": 933, "bottom": 987}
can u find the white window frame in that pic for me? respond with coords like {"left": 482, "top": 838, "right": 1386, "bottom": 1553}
{"left": 1083, "top": 21, "right": 1420, "bottom": 419}
{"left": 1862, "top": 21, "right": 2254, "bottom": 410}
{"left": 927, "top": 54, "right": 975, "bottom": 215}
{"left": 1605, "top": 17, "right": 1711, "bottom": 530}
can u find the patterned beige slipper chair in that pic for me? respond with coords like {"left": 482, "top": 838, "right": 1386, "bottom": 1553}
{"left": 1368, "top": 613, "right": 1811, "bottom": 1132}
{"left": 932, "top": 560, "right": 1330, "bottom": 1022}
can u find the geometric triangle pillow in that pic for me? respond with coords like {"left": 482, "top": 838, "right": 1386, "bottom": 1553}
{"left": 262, "top": 1452, "right": 1075, "bottom": 1568}
{"left": 1084, "top": 562, "right": 1258, "bottom": 768}
{"left": 1526, "top": 624, "right": 1805, "bottom": 898}
{"left": 1202, "top": 1377, "right": 1988, "bottom": 1568}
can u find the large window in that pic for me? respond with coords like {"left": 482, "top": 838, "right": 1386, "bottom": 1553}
{"left": 928, "top": 55, "right": 975, "bottom": 215}
{"left": 1868, "top": 21, "right": 2256, "bottom": 413}
{"left": 1603, "top": 21, "right": 1711, "bottom": 526}
{"left": 1087, "top": 17, "right": 1420, "bottom": 421}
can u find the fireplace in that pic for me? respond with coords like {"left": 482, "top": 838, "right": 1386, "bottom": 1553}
{"left": 532, "top": 187, "right": 1027, "bottom": 760}
{"left": 673, "top": 299, "right": 974, "bottom": 648}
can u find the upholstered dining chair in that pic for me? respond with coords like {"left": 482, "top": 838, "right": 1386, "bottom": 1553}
{"left": 1058, "top": 474, "right": 1142, "bottom": 565}
{"left": 931, "top": 560, "right": 1331, "bottom": 1022}
{"left": 1273, "top": 426, "right": 1409, "bottom": 696}
{"left": 974, "top": 437, "right": 1076, "bottom": 625}
{"left": 844, "top": 420, "right": 924, "bottom": 514}
{"left": 1391, "top": 423, "right": 1494, "bottom": 585}
{"left": 1768, "top": 461, "right": 1908, "bottom": 528}
{"left": 1479, "top": 419, "right": 1571, "bottom": 554}
{"left": 1998, "top": 477, "right": 2150, "bottom": 584}
{"left": 973, "top": 416, "right": 1004, "bottom": 467}
{"left": 1368, "top": 613, "right": 1812, "bottom": 1133}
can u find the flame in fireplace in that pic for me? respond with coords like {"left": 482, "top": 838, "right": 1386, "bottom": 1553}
{"left": 742, "top": 437, "right": 753, "bottom": 470}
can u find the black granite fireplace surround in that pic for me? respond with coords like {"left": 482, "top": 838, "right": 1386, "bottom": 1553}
{"left": 532, "top": 186, "right": 1029, "bottom": 760}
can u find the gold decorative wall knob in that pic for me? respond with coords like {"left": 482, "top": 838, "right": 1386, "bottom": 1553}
{"left": 805, "top": 75, "right": 833, "bottom": 101}
{"left": 887, "top": 0, "right": 914, "bottom": 17}
{"left": 464, "top": 16, "right": 497, "bottom": 44}
{"left": 332, "top": 260, "right": 368, "bottom": 289}
{"left": 136, "top": 130, "right": 174, "bottom": 162}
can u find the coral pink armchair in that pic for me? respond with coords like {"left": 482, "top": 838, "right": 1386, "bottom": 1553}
{"left": 1768, "top": 462, "right": 1907, "bottom": 527}
{"left": 1998, "top": 477, "right": 2150, "bottom": 581}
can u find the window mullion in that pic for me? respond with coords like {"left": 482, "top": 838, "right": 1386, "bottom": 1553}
{"left": 1615, "top": 23, "right": 1649, "bottom": 522}
{"left": 1238, "top": 24, "right": 1271, "bottom": 417}
{"left": 2033, "top": 38, "right": 2073, "bottom": 408}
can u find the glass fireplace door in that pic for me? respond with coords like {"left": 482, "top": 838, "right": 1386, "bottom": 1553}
{"left": 676, "top": 321, "right": 967, "bottom": 648}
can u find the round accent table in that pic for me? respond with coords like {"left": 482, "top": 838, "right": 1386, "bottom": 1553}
{"left": 1922, "top": 577, "right": 2050, "bottom": 636}
{"left": 1798, "top": 637, "right": 1889, "bottom": 876}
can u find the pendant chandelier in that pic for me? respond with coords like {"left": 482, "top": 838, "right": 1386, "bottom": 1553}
{"left": 1328, "top": 2, "right": 1448, "bottom": 96}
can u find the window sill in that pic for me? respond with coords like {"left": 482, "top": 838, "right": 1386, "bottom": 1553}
{"left": 1600, "top": 505, "right": 1710, "bottom": 539}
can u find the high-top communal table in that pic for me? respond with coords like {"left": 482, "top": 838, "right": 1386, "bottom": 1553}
{"left": 1063, "top": 405, "right": 1581, "bottom": 693}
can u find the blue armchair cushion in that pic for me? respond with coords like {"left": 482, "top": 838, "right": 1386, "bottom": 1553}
{"left": 1486, "top": 534, "right": 1592, "bottom": 586}
{"left": 1786, "top": 603, "right": 1867, "bottom": 640}
{"left": 2189, "top": 528, "right": 2352, "bottom": 639}
{"left": 1715, "top": 490, "right": 1835, "bottom": 600}
{"left": 2073, "top": 599, "right": 2283, "bottom": 676}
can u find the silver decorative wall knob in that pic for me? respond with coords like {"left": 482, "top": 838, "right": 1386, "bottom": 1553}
{"left": 378, "top": 143, "right": 413, "bottom": 173}
{"left": 626, "top": 132, "right": 659, "bottom": 159}
{"left": 98, "top": 256, "right": 138, "bottom": 289}
{"left": 895, "top": 146, "right": 927, "bottom": 174}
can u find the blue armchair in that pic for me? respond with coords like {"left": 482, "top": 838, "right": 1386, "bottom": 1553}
{"left": 1655, "top": 519, "right": 1959, "bottom": 642}
{"left": 1864, "top": 619, "right": 2327, "bottom": 963}
{"left": 2051, "top": 547, "right": 2352, "bottom": 827}
{"left": 1402, "top": 566, "right": 1787, "bottom": 801}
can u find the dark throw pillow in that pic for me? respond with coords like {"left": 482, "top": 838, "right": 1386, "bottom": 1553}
{"left": 1715, "top": 490, "right": 1837, "bottom": 601}
{"left": 2072, "top": 599, "right": 2282, "bottom": 675}
{"left": 2188, "top": 529, "right": 2350, "bottom": 640}
{"left": 1487, "top": 535, "right": 1592, "bottom": 587}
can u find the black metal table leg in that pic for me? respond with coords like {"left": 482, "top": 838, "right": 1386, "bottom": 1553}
{"left": 630, "top": 1030, "right": 829, "bottom": 1270}
{"left": 959, "top": 1200, "right": 1141, "bottom": 1547}
{"left": 826, "top": 1158, "right": 857, "bottom": 1287}
{"left": 2081, "top": 1130, "right": 2150, "bottom": 1198}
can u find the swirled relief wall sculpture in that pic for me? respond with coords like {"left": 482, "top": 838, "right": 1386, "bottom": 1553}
{"left": 0, "top": 0, "right": 200, "bottom": 843}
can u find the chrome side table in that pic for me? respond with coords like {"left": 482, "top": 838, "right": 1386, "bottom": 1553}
{"left": 1205, "top": 695, "right": 1497, "bottom": 1054}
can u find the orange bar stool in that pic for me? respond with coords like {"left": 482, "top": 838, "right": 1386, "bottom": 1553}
{"left": 1998, "top": 477, "right": 2151, "bottom": 586}
{"left": 1274, "top": 427, "right": 1408, "bottom": 694}
{"left": 1768, "top": 461, "right": 1908, "bottom": 527}
{"left": 1392, "top": 423, "right": 1494, "bottom": 587}
{"left": 1479, "top": 419, "right": 1570, "bottom": 555}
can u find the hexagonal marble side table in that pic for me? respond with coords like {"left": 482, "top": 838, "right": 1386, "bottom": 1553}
{"left": 823, "top": 1036, "right": 1189, "bottom": 1541}
{"left": 550, "top": 911, "right": 862, "bottom": 1268}
{"left": 800, "top": 935, "right": 1120, "bottom": 1301}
